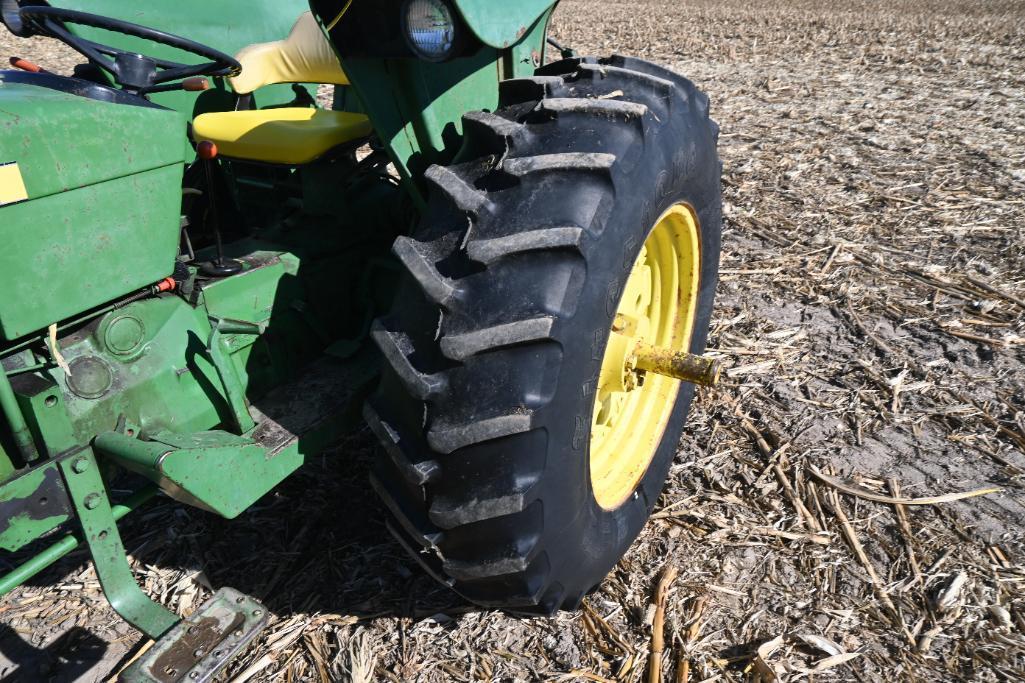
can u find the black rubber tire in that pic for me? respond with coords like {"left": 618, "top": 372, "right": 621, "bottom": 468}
{"left": 364, "top": 55, "right": 722, "bottom": 613}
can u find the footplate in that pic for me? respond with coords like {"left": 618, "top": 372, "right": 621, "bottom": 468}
{"left": 122, "top": 587, "right": 269, "bottom": 683}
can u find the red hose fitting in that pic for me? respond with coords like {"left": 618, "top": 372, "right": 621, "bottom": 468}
{"left": 154, "top": 277, "right": 176, "bottom": 293}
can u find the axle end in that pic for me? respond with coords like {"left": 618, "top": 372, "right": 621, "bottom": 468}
{"left": 632, "top": 342, "right": 721, "bottom": 387}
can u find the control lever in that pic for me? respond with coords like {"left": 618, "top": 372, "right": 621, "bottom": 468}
{"left": 195, "top": 141, "right": 242, "bottom": 277}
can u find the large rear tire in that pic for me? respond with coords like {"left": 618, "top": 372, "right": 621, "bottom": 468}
{"left": 364, "top": 55, "right": 722, "bottom": 613}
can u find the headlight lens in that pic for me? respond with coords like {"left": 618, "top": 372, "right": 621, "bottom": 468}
{"left": 403, "top": 0, "right": 459, "bottom": 61}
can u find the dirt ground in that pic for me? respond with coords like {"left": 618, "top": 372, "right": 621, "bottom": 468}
{"left": 2, "top": 0, "right": 1024, "bottom": 681}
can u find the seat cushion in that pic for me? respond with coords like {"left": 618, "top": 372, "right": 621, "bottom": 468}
{"left": 192, "top": 108, "right": 372, "bottom": 165}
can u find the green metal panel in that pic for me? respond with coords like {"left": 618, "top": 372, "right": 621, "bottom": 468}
{"left": 0, "top": 81, "right": 185, "bottom": 340}
{"left": 201, "top": 252, "right": 300, "bottom": 324}
{"left": 39, "top": 246, "right": 320, "bottom": 448}
{"left": 95, "top": 430, "right": 303, "bottom": 519}
{"left": 59, "top": 0, "right": 314, "bottom": 117}
{"left": 336, "top": 48, "right": 496, "bottom": 200}
{"left": 56, "top": 297, "right": 228, "bottom": 443}
{"left": 0, "top": 165, "right": 183, "bottom": 340}
{"left": 0, "top": 461, "right": 69, "bottom": 551}
{"left": 451, "top": 0, "right": 559, "bottom": 48}
{"left": 338, "top": 10, "right": 552, "bottom": 199}
{"left": 0, "top": 82, "right": 186, "bottom": 202}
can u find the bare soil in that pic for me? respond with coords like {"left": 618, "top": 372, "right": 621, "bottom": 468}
{"left": 2, "top": 0, "right": 1024, "bottom": 680}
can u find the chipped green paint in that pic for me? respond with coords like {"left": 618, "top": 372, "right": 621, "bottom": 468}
{"left": 0, "top": 484, "right": 156, "bottom": 597}
{"left": 0, "top": 461, "right": 70, "bottom": 551}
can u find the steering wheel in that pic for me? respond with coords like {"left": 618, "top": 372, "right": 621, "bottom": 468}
{"left": 19, "top": 6, "right": 241, "bottom": 92}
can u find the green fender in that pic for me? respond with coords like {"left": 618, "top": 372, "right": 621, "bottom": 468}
{"left": 450, "top": 0, "right": 559, "bottom": 48}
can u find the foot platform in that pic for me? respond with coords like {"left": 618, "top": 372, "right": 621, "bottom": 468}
{"left": 122, "top": 587, "right": 269, "bottom": 683}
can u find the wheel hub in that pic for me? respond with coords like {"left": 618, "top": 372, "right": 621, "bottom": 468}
{"left": 589, "top": 203, "right": 712, "bottom": 510}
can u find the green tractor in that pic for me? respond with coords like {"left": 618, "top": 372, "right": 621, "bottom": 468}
{"left": 0, "top": 0, "right": 721, "bottom": 677}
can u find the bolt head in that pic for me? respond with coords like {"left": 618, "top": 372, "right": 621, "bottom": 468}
{"left": 83, "top": 493, "right": 101, "bottom": 510}
{"left": 71, "top": 457, "right": 88, "bottom": 473}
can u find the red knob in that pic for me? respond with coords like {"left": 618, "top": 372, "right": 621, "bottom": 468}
{"left": 182, "top": 77, "right": 210, "bottom": 92}
{"left": 197, "top": 141, "right": 218, "bottom": 160}
{"left": 9, "top": 57, "right": 43, "bottom": 73}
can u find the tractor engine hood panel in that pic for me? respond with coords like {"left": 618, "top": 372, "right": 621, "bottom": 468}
{"left": 0, "top": 77, "right": 186, "bottom": 202}
{"left": 0, "top": 78, "right": 187, "bottom": 341}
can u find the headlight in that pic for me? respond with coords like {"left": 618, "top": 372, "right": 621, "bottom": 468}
{"left": 402, "top": 0, "right": 460, "bottom": 62}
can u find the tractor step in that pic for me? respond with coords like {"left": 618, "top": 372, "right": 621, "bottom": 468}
{"left": 122, "top": 587, "right": 269, "bottom": 683}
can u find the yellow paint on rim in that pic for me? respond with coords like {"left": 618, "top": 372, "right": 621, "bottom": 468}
{"left": 589, "top": 203, "right": 701, "bottom": 510}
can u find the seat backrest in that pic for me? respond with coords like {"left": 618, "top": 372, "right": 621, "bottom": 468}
{"left": 229, "top": 11, "right": 348, "bottom": 95}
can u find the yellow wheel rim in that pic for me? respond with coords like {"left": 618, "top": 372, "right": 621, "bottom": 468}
{"left": 589, "top": 203, "right": 701, "bottom": 510}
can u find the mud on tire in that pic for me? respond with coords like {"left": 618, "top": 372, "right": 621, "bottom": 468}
{"left": 364, "top": 55, "right": 722, "bottom": 613}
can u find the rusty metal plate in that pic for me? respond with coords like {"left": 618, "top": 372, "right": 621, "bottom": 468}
{"left": 122, "top": 587, "right": 269, "bottom": 683}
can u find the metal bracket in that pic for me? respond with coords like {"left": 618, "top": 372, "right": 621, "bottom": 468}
{"left": 58, "top": 448, "right": 179, "bottom": 639}
{"left": 205, "top": 316, "right": 262, "bottom": 434}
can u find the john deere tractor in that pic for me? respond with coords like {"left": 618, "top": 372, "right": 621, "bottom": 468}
{"left": 0, "top": 0, "right": 721, "bottom": 678}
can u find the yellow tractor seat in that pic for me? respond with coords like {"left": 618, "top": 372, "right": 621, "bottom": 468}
{"left": 192, "top": 108, "right": 372, "bottom": 165}
{"left": 190, "top": 11, "right": 371, "bottom": 165}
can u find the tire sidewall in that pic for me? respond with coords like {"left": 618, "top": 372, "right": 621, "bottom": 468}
{"left": 535, "top": 110, "right": 721, "bottom": 595}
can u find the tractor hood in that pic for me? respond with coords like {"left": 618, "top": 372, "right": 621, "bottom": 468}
{"left": 0, "top": 74, "right": 187, "bottom": 340}
{"left": 450, "top": 0, "right": 559, "bottom": 48}
{"left": 0, "top": 74, "right": 186, "bottom": 202}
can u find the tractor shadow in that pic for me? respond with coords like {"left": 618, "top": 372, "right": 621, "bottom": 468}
{"left": 0, "top": 429, "right": 467, "bottom": 681}
{"left": 172, "top": 426, "right": 467, "bottom": 622}
{"left": 0, "top": 624, "right": 107, "bottom": 683}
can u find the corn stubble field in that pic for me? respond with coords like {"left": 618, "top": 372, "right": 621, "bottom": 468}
{"left": 2, "top": 0, "right": 1025, "bottom": 681}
